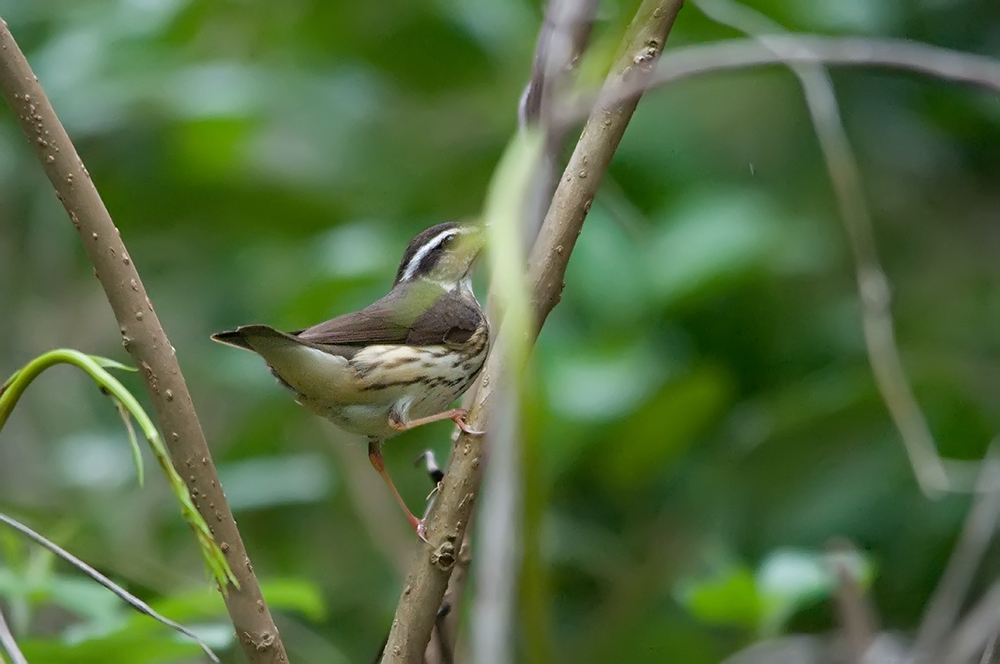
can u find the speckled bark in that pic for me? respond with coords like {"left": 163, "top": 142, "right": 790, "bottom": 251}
{"left": 0, "top": 17, "right": 287, "bottom": 664}
{"left": 379, "top": 1, "right": 685, "bottom": 661}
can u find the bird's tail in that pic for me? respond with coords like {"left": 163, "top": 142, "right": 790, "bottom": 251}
{"left": 211, "top": 325, "right": 293, "bottom": 352}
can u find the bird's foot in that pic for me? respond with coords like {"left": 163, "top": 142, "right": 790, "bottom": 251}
{"left": 413, "top": 517, "right": 429, "bottom": 544}
{"left": 451, "top": 409, "right": 484, "bottom": 436}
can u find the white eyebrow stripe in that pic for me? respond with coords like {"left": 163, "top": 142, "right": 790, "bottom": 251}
{"left": 400, "top": 227, "right": 461, "bottom": 282}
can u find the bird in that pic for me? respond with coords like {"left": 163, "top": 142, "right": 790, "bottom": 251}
{"left": 212, "top": 221, "right": 489, "bottom": 539}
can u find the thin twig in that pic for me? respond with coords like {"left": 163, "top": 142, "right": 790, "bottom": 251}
{"left": 570, "top": 34, "right": 1000, "bottom": 129}
{"left": 0, "top": 16, "right": 286, "bottom": 662}
{"left": 520, "top": 0, "right": 598, "bottom": 129}
{"left": 436, "top": 534, "right": 471, "bottom": 660}
{"left": 915, "top": 444, "right": 1000, "bottom": 661}
{"left": 379, "top": 2, "right": 684, "bottom": 661}
{"left": 946, "top": 581, "right": 1000, "bottom": 664}
{"left": 0, "top": 603, "right": 27, "bottom": 664}
{"left": 693, "top": 0, "right": 957, "bottom": 496}
{"left": 0, "top": 512, "right": 219, "bottom": 663}
{"left": 521, "top": 0, "right": 600, "bottom": 251}
{"left": 585, "top": 27, "right": 1000, "bottom": 494}
{"left": 826, "top": 540, "right": 877, "bottom": 663}
{"left": 433, "top": 604, "right": 455, "bottom": 664}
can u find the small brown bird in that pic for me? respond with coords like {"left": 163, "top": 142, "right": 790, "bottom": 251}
{"left": 213, "top": 222, "right": 489, "bottom": 538}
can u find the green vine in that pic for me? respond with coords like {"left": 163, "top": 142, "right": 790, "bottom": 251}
{"left": 0, "top": 349, "right": 239, "bottom": 591}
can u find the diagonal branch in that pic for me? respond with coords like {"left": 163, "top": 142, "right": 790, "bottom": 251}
{"left": 379, "top": 1, "right": 684, "bottom": 661}
{"left": 692, "top": 0, "right": 956, "bottom": 494}
{"left": 557, "top": 29, "right": 1000, "bottom": 495}
{"left": 0, "top": 601, "right": 27, "bottom": 664}
{"left": 0, "top": 512, "right": 220, "bottom": 662}
{"left": 0, "top": 16, "right": 287, "bottom": 663}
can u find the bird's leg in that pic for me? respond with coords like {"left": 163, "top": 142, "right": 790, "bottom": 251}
{"left": 368, "top": 439, "right": 428, "bottom": 543}
{"left": 389, "top": 408, "right": 485, "bottom": 436}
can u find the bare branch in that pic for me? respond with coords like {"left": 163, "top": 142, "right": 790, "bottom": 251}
{"left": 0, "top": 602, "right": 27, "bottom": 664}
{"left": 520, "top": 0, "right": 598, "bottom": 129}
{"left": 0, "top": 16, "right": 287, "bottom": 663}
{"left": 914, "top": 445, "right": 1000, "bottom": 660}
{"left": 521, "top": 0, "right": 600, "bottom": 251}
{"left": 0, "top": 512, "right": 219, "bottom": 662}
{"left": 826, "top": 540, "right": 878, "bottom": 663}
{"left": 443, "top": 5, "right": 598, "bottom": 652}
{"left": 948, "top": 580, "right": 1000, "bottom": 664}
{"left": 379, "top": 2, "right": 684, "bottom": 661}
{"left": 530, "top": 0, "right": 682, "bottom": 332}
{"left": 556, "top": 34, "right": 1000, "bottom": 133}
{"left": 692, "top": 0, "right": 959, "bottom": 495}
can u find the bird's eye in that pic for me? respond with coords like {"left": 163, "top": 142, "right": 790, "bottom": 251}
{"left": 442, "top": 234, "right": 456, "bottom": 247}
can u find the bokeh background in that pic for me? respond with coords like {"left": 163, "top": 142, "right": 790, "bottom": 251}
{"left": 2, "top": 0, "right": 1000, "bottom": 662}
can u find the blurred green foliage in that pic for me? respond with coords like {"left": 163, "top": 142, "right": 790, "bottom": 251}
{"left": 2, "top": 0, "right": 1000, "bottom": 662}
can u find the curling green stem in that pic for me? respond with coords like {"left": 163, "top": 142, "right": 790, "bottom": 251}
{"left": 0, "top": 349, "right": 238, "bottom": 590}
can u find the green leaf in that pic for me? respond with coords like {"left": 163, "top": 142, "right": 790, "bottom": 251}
{"left": 20, "top": 631, "right": 205, "bottom": 664}
{"left": 676, "top": 562, "right": 762, "bottom": 629}
{"left": 756, "top": 547, "right": 873, "bottom": 636}
{"left": 0, "top": 349, "right": 238, "bottom": 591}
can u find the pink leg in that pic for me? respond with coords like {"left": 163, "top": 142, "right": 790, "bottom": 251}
{"left": 389, "top": 408, "right": 484, "bottom": 436}
{"left": 368, "top": 440, "right": 427, "bottom": 542}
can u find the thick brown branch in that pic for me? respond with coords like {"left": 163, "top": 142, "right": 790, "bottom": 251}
{"left": 379, "top": 1, "right": 684, "bottom": 661}
{"left": 529, "top": 0, "right": 681, "bottom": 330}
{"left": 0, "top": 17, "right": 287, "bottom": 663}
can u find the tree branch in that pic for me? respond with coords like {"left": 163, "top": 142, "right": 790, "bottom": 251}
{"left": 0, "top": 16, "right": 287, "bottom": 663}
{"left": 914, "top": 444, "right": 1000, "bottom": 661}
{"left": 379, "top": 1, "right": 684, "bottom": 661}
{"left": 0, "top": 602, "right": 27, "bottom": 664}
{"left": 571, "top": 34, "right": 1000, "bottom": 126}
{"left": 530, "top": 0, "right": 681, "bottom": 329}
{"left": 692, "top": 0, "right": 962, "bottom": 497}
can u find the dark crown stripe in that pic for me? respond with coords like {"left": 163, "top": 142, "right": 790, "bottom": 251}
{"left": 397, "top": 226, "right": 459, "bottom": 283}
{"left": 394, "top": 221, "right": 462, "bottom": 284}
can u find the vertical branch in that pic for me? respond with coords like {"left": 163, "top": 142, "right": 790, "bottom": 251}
{"left": 379, "top": 1, "right": 684, "bottom": 661}
{"left": 693, "top": 0, "right": 962, "bottom": 495}
{"left": 520, "top": 0, "right": 599, "bottom": 248}
{"left": 520, "top": 0, "right": 598, "bottom": 130}
{"left": 827, "top": 541, "right": 878, "bottom": 662}
{"left": 0, "top": 17, "right": 287, "bottom": 663}
{"left": 441, "top": 4, "right": 599, "bottom": 656}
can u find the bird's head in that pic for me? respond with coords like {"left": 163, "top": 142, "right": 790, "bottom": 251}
{"left": 393, "top": 221, "right": 485, "bottom": 291}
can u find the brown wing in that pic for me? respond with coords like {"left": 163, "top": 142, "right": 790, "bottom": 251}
{"left": 294, "top": 282, "right": 482, "bottom": 348}
{"left": 294, "top": 294, "right": 413, "bottom": 346}
{"left": 405, "top": 295, "right": 484, "bottom": 346}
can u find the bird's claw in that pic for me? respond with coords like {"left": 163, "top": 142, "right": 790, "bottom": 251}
{"left": 452, "top": 410, "right": 485, "bottom": 436}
